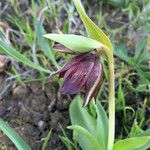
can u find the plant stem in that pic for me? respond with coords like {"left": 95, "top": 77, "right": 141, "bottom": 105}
{"left": 98, "top": 46, "right": 115, "bottom": 150}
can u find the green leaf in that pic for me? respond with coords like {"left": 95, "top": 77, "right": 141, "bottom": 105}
{"left": 113, "top": 136, "right": 150, "bottom": 150}
{"left": 69, "top": 96, "right": 96, "bottom": 135}
{"left": 0, "top": 118, "right": 31, "bottom": 150}
{"left": 108, "top": 0, "right": 125, "bottom": 7}
{"left": 34, "top": 20, "right": 59, "bottom": 69}
{"left": 136, "top": 140, "right": 150, "bottom": 150}
{"left": 69, "top": 96, "right": 98, "bottom": 150}
{"left": 43, "top": 34, "right": 104, "bottom": 53}
{"left": 42, "top": 130, "right": 52, "bottom": 150}
{"left": 73, "top": 0, "right": 113, "bottom": 51}
{"left": 59, "top": 136, "right": 73, "bottom": 150}
{"left": 113, "top": 44, "right": 129, "bottom": 63}
{"left": 135, "top": 130, "right": 150, "bottom": 137}
{"left": 139, "top": 52, "right": 150, "bottom": 63}
{"left": 96, "top": 101, "right": 108, "bottom": 150}
{"left": 135, "top": 36, "right": 145, "bottom": 59}
{"left": 0, "top": 41, "right": 51, "bottom": 74}
{"left": 68, "top": 125, "right": 101, "bottom": 150}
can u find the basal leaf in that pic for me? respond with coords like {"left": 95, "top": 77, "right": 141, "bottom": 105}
{"left": 68, "top": 125, "right": 101, "bottom": 150}
{"left": 69, "top": 96, "right": 96, "bottom": 135}
{"left": 0, "top": 118, "right": 31, "bottom": 150}
{"left": 43, "top": 34, "right": 104, "bottom": 52}
{"left": 113, "top": 136, "right": 150, "bottom": 150}
{"left": 69, "top": 96, "right": 103, "bottom": 150}
{"left": 96, "top": 101, "right": 108, "bottom": 150}
{"left": 73, "top": 0, "right": 113, "bottom": 51}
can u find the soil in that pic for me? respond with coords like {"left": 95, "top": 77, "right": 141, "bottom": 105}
{"left": 0, "top": 73, "right": 71, "bottom": 150}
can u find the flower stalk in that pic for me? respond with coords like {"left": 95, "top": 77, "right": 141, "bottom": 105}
{"left": 97, "top": 45, "right": 115, "bottom": 150}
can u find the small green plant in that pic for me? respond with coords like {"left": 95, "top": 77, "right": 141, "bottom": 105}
{"left": 0, "top": 118, "right": 31, "bottom": 150}
{"left": 114, "top": 36, "right": 150, "bottom": 92}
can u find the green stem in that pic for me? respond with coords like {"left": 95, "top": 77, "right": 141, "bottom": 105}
{"left": 97, "top": 46, "right": 115, "bottom": 150}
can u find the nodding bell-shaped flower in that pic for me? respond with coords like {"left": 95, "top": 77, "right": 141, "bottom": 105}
{"left": 50, "top": 43, "right": 103, "bottom": 107}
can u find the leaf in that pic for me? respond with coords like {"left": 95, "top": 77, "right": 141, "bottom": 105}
{"left": 43, "top": 34, "right": 104, "bottom": 53}
{"left": 59, "top": 124, "right": 74, "bottom": 150}
{"left": 0, "top": 41, "right": 51, "bottom": 74}
{"left": 135, "top": 36, "right": 145, "bottom": 59}
{"left": 113, "top": 43, "right": 129, "bottom": 63}
{"left": 139, "top": 52, "right": 150, "bottom": 63}
{"left": 128, "top": 121, "right": 143, "bottom": 137}
{"left": 135, "top": 130, "right": 150, "bottom": 137}
{"left": 68, "top": 125, "right": 101, "bottom": 150}
{"left": 69, "top": 96, "right": 96, "bottom": 135}
{"left": 73, "top": 0, "right": 113, "bottom": 51}
{"left": 34, "top": 20, "right": 59, "bottom": 69}
{"left": 96, "top": 101, "right": 108, "bottom": 150}
{"left": 136, "top": 140, "right": 150, "bottom": 150}
{"left": 59, "top": 136, "right": 73, "bottom": 150}
{"left": 0, "top": 118, "right": 31, "bottom": 150}
{"left": 42, "top": 130, "right": 52, "bottom": 150}
{"left": 69, "top": 96, "right": 98, "bottom": 150}
{"left": 113, "top": 136, "right": 150, "bottom": 150}
{"left": 108, "top": 0, "right": 125, "bottom": 7}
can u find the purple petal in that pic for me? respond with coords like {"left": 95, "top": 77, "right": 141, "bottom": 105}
{"left": 54, "top": 43, "right": 79, "bottom": 55}
{"left": 61, "top": 60, "right": 94, "bottom": 95}
{"left": 83, "top": 59, "right": 103, "bottom": 107}
{"left": 49, "top": 53, "right": 91, "bottom": 78}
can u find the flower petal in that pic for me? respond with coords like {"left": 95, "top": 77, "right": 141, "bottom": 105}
{"left": 54, "top": 43, "right": 79, "bottom": 55}
{"left": 49, "top": 52, "right": 91, "bottom": 78}
{"left": 61, "top": 60, "right": 94, "bottom": 95}
{"left": 83, "top": 59, "right": 103, "bottom": 107}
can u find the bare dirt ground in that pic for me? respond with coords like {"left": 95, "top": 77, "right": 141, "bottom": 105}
{"left": 0, "top": 73, "right": 71, "bottom": 150}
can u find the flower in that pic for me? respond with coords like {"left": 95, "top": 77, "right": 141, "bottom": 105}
{"left": 51, "top": 43, "right": 103, "bottom": 107}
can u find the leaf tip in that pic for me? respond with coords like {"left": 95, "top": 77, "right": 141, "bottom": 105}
{"left": 42, "top": 34, "right": 48, "bottom": 38}
{"left": 67, "top": 126, "right": 72, "bottom": 130}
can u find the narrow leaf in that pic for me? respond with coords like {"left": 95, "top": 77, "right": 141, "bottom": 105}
{"left": 0, "top": 118, "right": 31, "bottom": 150}
{"left": 139, "top": 52, "right": 150, "bottom": 63}
{"left": 96, "top": 101, "right": 108, "bottom": 150}
{"left": 34, "top": 20, "right": 59, "bottom": 69}
{"left": 73, "top": 0, "right": 113, "bottom": 50}
{"left": 43, "top": 34, "right": 104, "bottom": 52}
{"left": 113, "top": 136, "right": 150, "bottom": 150}
{"left": 0, "top": 41, "right": 51, "bottom": 74}
{"left": 113, "top": 44, "right": 129, "bottom": 63}
{"left": 42, "top": 130, "right": 52, "bottom": 150}
{"left": 135, "top": 36, "right": 145, "bottom": 58}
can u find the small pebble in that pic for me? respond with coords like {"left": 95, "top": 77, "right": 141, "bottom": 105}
{"left": 13, "top": 85, "right": 28, "bottom": 98}
{"left": 38, "top": 120, "right": 46, "bottom": 131}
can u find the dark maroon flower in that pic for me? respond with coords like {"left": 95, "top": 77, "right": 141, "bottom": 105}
{"left": 51, "top": 44, "right": 103, "bottom": 107}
